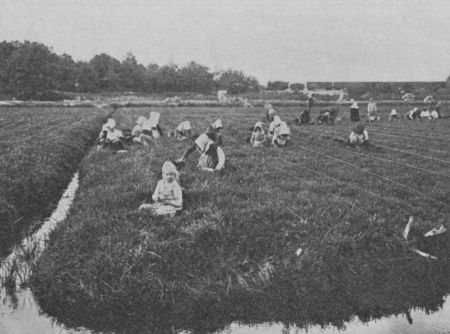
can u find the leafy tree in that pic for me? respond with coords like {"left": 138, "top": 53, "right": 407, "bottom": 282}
{"left": 120, "top": 52, "right": 146, "bottom": 91}
{"left": 5, "top": 41, "right": 58, "bottom": 99}
{"left": 0, "top": 41, "right": 20, "bottom": 92}
{"left": 155, "top": 64, "right": 179, "bottom": 92}
{"left": 53, "top": 54, "right": 77, "bottom": 92}
{"left": 89, "top": 53, "right": 121, "bottom": 91}
{"left": 178, "top": 61, "right": 214, "bottom": 93}
{"left": 74, "top": 61, "right": 98, "bottom": 93}
{"left": 145, "top": 63, "right": 160, "bottom": 92}
{"left": 215, "top": 69, "right": 259, "bottom": 94}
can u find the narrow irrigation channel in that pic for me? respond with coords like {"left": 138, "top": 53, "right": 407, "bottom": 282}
{"left": 0, "top": 172, "right": 95, "bottom": 333}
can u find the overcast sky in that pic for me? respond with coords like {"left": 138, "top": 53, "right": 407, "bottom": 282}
{"left": 1, "top": 0, "right": 449, "bottom": 84}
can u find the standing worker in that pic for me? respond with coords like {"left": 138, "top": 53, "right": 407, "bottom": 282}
{"left": 308, "top": 92, "right": 315, "bottom": 113}
{"left": 350, "top": 99, "right": 360, "bottom": 122}
{"left": 367, "top": 98, "right": 378, "bottom": 122}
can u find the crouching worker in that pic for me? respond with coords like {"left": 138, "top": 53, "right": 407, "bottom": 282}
{"left": 348, "top": 124, "right": 369, "bottom": 147}
{"left": 270, "top": 116, "right": 291, "bottom": 147}
{"left": 177, "top": 123, "right": 223, "bottom": 167}
{"left": 138, "top": 161, "right": 182, "bottom": 217}
{"left": 175, "top": 121, "right": 192, "bottom": 140}
{"left": 295, "top": 109, "right": 311, "bottom": 125}
{"left": 250, "top": 121, "right": 267, "bottom": 147}
{"left": 406, "top": 107, "right": 419, "bottom": 120}
{"left": 132, "top": 116, "right": 146, "bottom": 138}
{"left": 134, "top": 112, "right": 163, "bottom": 146}
{"left": 389, "top": 109, "right": 398, "bottom": 121}
{"left": 97, "top": 118, "right": 126, "bottom": 151}
{"left": 197, "top": 138, "right": 225, "bottom": 172}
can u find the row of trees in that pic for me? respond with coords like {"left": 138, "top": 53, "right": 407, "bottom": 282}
{"left": 0, "top": 41, "right": 260, "bottom": 100}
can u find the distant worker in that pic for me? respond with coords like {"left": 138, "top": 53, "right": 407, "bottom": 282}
{"left": 177, "top": 120, "right": 223, "bottom": 163}
{"left": 134, "top": 112, "right": 163, "bottom": 146}
{"left": 430, "top": 109, "right": 440, "bottom": 119}
{"left": 433, "top": 101, "right": 442, "bottom": 118}
{"left": 197, "top": 135, "right": 225, "bottom": 172}
{"left": 308, "top": 92, "right": 315, "bottom": 113}
{"left": 389, "top": 109, "right": 398, "bottom": 121}
{"left": 265, "top": 103, "right": 276, "bottom": 122}
{"left": 349, "top": 100, "right": 360, "bottom": 122}
{"left": 270, "top": 116, "right": 291, "bottom": 147}
{"left": 367, "top": 98, "right": 379, "bottom": 122}
{"left": 406, "top": 107, "right": 419, "bottom": 120}
{"left": 97, "top": 118, "right": 126, "bottom": 151}
{"left": 420, "top": 109, "right": 432, "bottom": 120}
{"left": 175, "top": 121, "right": 192, "bottom": 140}
{"left": 348, "top": 124, "right": 369, "bottom": 147}
{"left": 132, "top": 116, "right": 146, "bottom": 138}
{"left": 317, "top": 109, "right": 338, "bottom": 125}
{"left": 138, "top": 161, "right": 182, "bottom": 217}
{"left": 296, "top": 109, "right": 311, "bottom": 125}
{"left": 250, "top": 121, "right": 267, "bottom": 147}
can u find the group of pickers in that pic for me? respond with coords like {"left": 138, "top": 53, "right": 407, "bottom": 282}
{"left": 360, "top": 99, "right": 442, "bottom": 122}
{"left": 96, "top": 99, "right": 443, "bottom": 217}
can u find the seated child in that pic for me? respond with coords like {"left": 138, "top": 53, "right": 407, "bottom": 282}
{"left": 430, "top": 109, "right": 440, "bottom": 119}
{"left": 348, "top": 124, "right": 369, "bottom": 147}
{"left": 138, "top": 161, "right": 182, "bottom": 217}
{"left": 250, "top": 121, "right": 267, "bottom": 147}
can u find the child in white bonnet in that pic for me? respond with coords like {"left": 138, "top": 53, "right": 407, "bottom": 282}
{"left": 250, "top": 121, "right": 266, "bottom": 147}
{"left": 138, "top": 161, "right": 182, "bottom": 217}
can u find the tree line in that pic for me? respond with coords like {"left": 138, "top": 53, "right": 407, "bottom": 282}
{"left": 0, "top": 41, "right": 260, "bottom": 100}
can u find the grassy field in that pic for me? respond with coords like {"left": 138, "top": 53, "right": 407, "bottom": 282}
{"left": 0, "top": 107, "right": 107, "bottom": 258}
{"left": 31, "top": 105, "right": 450, "bottom": 333}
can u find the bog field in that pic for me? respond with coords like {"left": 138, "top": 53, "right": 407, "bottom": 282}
{"left": 0, "top": 107, "right": 107, "bottom": 258}
{"left": 1, "top": 104, "right": 450, "bottom": 333}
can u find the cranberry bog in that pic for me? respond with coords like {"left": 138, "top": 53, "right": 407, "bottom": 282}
{"left": 25, "top": 105, "right": 450, "bottom": 333}
{"left": 0, "top": 106, "right": 107, "bottom": 258}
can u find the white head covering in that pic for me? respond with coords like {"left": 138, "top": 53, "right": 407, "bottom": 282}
{"left": 213, "top": 119, "right": 223, "bottom": 129}
{"left": 273, "top": 115, "right": 282, "bottom": 126}
{"left": 254, "top": 121, "right": 264, "bottom": 131}
{"left": 136, "top": 116, "right": 146, "bottom": 125}
{"left": 162, "top": 161, "right": 179, "bottom": 181}
{"left": 148, "top": 112, "right": 160, "bottom": 127}
{"left": 180, "top": 121, "right": 191, "bottom": 131}
{"left": 194, "top": 133, "right": 214, "bottom": 153}
{"left": 391, "top": 109, "right": 397, "bottom": 115}
{"left": 278, "top": 122, "right": 290, "bottom": 136}
{"left": 105, "top": 118, "right": 116, "bottom": 129}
